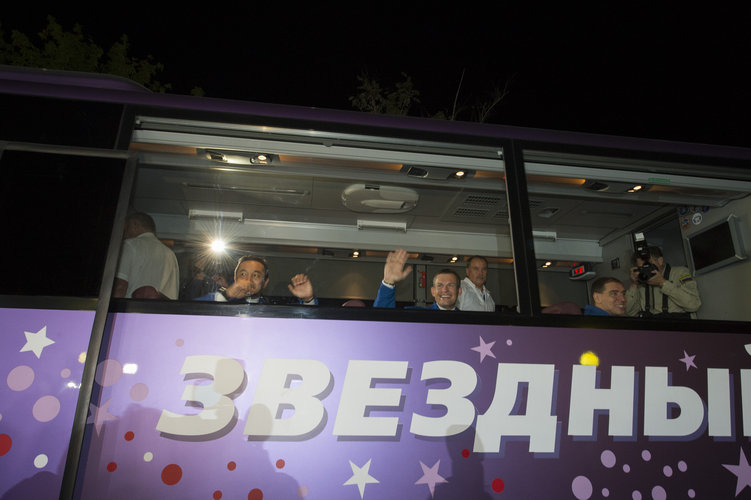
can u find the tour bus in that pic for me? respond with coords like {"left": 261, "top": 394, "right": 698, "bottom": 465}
{"left": 3, "top": 64, "right": 751, "bottom": 499}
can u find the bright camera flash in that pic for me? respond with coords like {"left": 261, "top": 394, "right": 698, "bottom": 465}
{"left": 210, "top": 239, "right": 226, "bottom": 253}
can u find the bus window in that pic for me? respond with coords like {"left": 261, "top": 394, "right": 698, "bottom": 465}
{"left": 0, "top": 149, "right": 125, "bottom": 297}
{"left": 123, "top": 124, "right": 515, "bottom": 311}
{"left": 524, "top": 148, "right": 751, "bottom": 321}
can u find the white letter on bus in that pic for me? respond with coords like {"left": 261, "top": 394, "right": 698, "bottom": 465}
{"left": 410, "top": 360, "right": 477, "bottom": 437}
{"left": 156, "top": 355, "right": 245, "bottom": 438}
{"left": 742, "top": 369, "right": 751, "bottom": 437}
{"left": 708, "top": 368, "right": 732, "bottom": 437}
{"left": 568, "top": 365, "right": 635, "bottom": 437}
{"left": 644, "top": 366, "right": 703, "bottom": 437}
{"left": 333, "top": 360, "right": 408, "bottom": 437}
{"left": 244, "top": 359, "right": 331, "bottom": 437}
{"left": 474, "top": 363, "right": 557, "bottom": 454}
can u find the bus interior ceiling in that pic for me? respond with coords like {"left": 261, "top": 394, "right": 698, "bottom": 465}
{"left": 126, "top": 117, "right": 751, "bottom": 305}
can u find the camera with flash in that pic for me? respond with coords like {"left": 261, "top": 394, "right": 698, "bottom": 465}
{"left": 633, "top": 232, "right": 659, "bottom": 283}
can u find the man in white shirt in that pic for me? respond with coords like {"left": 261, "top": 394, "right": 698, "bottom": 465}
{"left": 112, "top": 212, "right": 179, "bottom": 299}
{"left": 458, "top": 255, "right": 496, "bottom": 312}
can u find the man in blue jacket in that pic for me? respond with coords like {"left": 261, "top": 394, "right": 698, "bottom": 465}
{"left": 584, "top": 277, "right": 626, "bottom": 316}
{"left": 374, "top": 248, "right": 462, "bottom": 310}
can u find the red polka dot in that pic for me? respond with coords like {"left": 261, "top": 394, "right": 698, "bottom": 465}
{"left": 161, "top": 464, "right": 182, "bottom": 485}
{"left": 275, "top": 459, "right": 285, "bottom": 469}
{"left": 124, "top": 431, "right": 134, "bottom": 441}
{"left": 213, "top": 491, "right": 222, "bottom": 499}
{"left": 227, "top": 461, "right": 237, "bottom": 471}
{"left": 461, "top": 449, "right": 470, "bottom": 458}
{"left": 0, "top": 434, "right": 11, "bottom": 456}
{"left": 491, "top": 477, "right": 505, "bottom": 492}
{"left": 248, "top": 488, "right": 263, "bottom": 500}
{"left": 106, "top": 462, "right": 117, "bottom": 472}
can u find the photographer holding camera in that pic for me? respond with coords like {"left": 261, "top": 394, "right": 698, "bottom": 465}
{"left": 625, "top": 244, "right": 701, "bottom": 319}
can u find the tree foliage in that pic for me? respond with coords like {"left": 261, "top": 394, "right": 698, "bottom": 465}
{"left": 349, "top": 72, "right": 420, "bottom": 116}
{"left": 0, "top": 16, "right": 184, "bottom": 93}
{"left": 349, "top": 69, "right": 515, "bottom": 123}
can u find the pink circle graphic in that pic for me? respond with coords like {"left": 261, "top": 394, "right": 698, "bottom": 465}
{"left": 95, "top": 359, "right": 123, "bottom": 387}
{"left": 130, "top": 383, "right": 149, "bottom": 402}
{"left": 32, "top": 395, "right": 61, "bottom": 422}
{"left": 571, "top": 475, "right": 593, "bottom": 500}
{"left": 7, "top": 365, "right": 34, "bottom": 391}
{"left": 651, "top": 485, "right": 667, "bottom": 500}
{"left": 600, "top": 449, "right": 616, "bottom": 468}
{"left": 297, "top": 485, "right": 309, "bottom": 498}
{"left": 60, "top": 368, "right": 71, "bottom": 378}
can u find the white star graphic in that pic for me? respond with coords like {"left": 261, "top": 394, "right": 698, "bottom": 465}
{"left": 471, "top": 336, "right": 496, "bottom": 363}
{"left": 20, "top": 326, "right": 55, "bottom": 358}
{"left": 415, "top": 460, "right": 447, "bottom": 498}
{"left": 343, "top": 459, "right": 379, "bottom": 498}
{"left": 679, "top": 350, "right": 697, "bottom": 371}
{"left": 87, "top": 399, "right": 118, "bottom": 435}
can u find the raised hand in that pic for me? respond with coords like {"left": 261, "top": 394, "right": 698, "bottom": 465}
{"left": 288, "top": 273, "right": 314, "bottom": 302}
{"left": 383, "top": 249, "right": 413, "bottom": 284}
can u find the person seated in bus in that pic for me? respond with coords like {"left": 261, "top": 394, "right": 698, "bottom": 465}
{"left": 195, "top": 255, "right": 317, "bottom": 305}
{"left": 374, "top": 249, "right": 461, "bottom": 310}
{"left": 457, "top": 255, "right": 496, "bottom": 312}
{"left": 112, "top": 211, "right": 179, "bottom": 300}
{"left": 179, "top": 255, "right": 230, "bottom": 300}
{"left": 625, "top": 246, "right": 701, "bottom": 318}
{"left": 584, "top": 277, "right": 627, "bottom": 316}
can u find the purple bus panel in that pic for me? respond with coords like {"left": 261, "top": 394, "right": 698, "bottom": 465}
{"left": 71, "top": 312, "right": 751, "bottom": 499}
{"left": 0, "top": 307, "right": 95, "bottom": 499}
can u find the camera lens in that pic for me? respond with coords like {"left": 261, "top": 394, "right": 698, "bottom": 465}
{"left": 638, "top": 263, "right": 657, "bottom": 282}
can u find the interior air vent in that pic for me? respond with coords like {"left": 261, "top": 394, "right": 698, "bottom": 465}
{"left": 342, "top": 184, "right": 418, "bottom": 213}
{"left": 405, "top": 166, "right": 429, "bottom": 178}
{"left": 401, "top": 165, "right": 475, "bottom": 180}
{"left": 537, "top": 207, "right": 560, "bottom": 219}
{"left": 529, "top": 199, "right": 545, "bottom": 208}
{"left": 184, "top": 182, "right": 309, "bottom": 196}
{"left": 585, "top": 181, "right": 610, "bottom": 192}
{"left": 583, "top": 180, "right": 648, "bottom": 194}
{"left": 453, "top": 207, "right": 490, "bottom": 218}
{"left": 463, "top": 194, "right": 502, "bottom": 207}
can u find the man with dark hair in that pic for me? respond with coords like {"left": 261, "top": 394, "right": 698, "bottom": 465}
{"left": 625, "top": 246, "right": 701, "bottom": 318}
{"left": 373, "top": 249, "right": 462, "bottom": 310}
{"left": 113, "top": 211, "right": 179, "bottom": 299}
{"left": 458, "top": 255, "right": 495, "bottom": 312}
{"left": 197, "top": 255, "right": 316, "bottom": 305}
{"left": 584, "top": 277, "right": 626, "bottom": 316}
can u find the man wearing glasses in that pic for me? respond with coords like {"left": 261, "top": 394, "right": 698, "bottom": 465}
{"left": 374, "top": 248, "right": 462, "bottom": 310}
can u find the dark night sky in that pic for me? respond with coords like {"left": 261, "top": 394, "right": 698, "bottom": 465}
{"left": 3, "top": 4, "right": 751, "bottom": 148}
